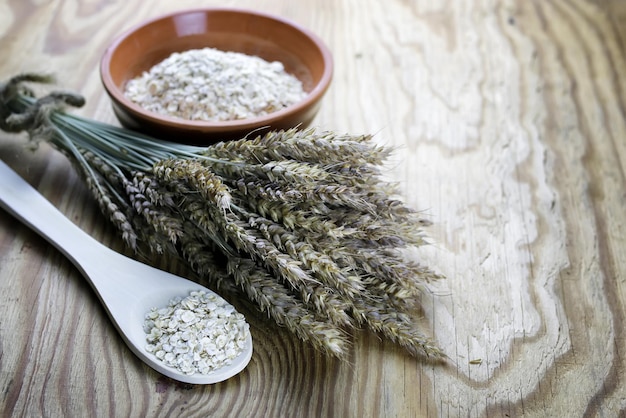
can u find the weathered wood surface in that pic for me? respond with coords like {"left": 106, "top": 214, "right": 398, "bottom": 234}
{"left": 1, "top": 0, "right": 626, "bottom": 416}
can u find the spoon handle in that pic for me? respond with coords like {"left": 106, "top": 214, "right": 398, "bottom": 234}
{"left": 0, "top": 161, "right": 105, "bottom": 277}
{"left": 0, "top": 158, "right": 209, "bottom": 305}
{"left": 0, "top": 160, "right": 103, "bottom": 251}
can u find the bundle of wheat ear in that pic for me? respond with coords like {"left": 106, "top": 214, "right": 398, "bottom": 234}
{"left": 0, "top": 74, "right": 444, "bottom": 361}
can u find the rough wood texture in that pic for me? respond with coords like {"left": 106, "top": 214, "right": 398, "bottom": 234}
{"left": 1, "top": 0, "right": 625, "bottom": 416}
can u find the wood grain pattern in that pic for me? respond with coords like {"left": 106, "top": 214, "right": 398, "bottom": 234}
{"left": 1, "top": 0, "right": 626, "bottom": 416}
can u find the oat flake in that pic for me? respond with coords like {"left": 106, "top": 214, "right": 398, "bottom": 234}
{"left": 144, "top": 290, "right": 250, "bottom": 376}
{"left": 124, "top": 47, "right": 307, "bottom": 121}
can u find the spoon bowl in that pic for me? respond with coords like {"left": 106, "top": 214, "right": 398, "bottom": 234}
{"left": 0, "top": 160, "right": 252, "bottom": 384}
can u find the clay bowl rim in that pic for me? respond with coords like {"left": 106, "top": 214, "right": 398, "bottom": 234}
{"left": 99, "top": 7, "right": 334, "bottom": 135}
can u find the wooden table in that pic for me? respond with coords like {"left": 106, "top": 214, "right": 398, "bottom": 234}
{"left": 1, "top": 0, "right": 625, "bottom": 416}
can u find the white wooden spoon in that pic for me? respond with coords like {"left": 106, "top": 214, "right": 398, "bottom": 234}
{"left": 0, "top": 160, "right": 253, "bottom": 384}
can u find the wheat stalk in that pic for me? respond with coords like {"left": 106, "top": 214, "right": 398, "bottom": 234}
{"left": 0, "top": 74, "right": 445, "bottom": 361}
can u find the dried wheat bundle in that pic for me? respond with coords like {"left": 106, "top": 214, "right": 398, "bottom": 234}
{"left": 0, "top": 74, "right": 444, "bottom": 361}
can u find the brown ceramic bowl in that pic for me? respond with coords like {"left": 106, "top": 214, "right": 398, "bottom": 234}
{"left": 100, "top": 8, "right": 333, "bottom": 144}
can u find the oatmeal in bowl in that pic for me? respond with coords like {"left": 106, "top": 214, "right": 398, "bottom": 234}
{"left": 100, "top": 8, "right": 333, "bottom": 144}
{"left": 124, "top": 48, "right": 307, "bottom": 122}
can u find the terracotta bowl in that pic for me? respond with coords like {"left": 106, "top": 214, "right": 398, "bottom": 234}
{"left": 100, "top": 8, "right": 333, "bottom": 144}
